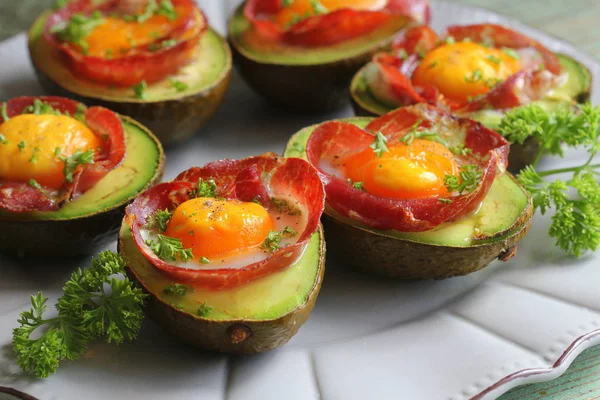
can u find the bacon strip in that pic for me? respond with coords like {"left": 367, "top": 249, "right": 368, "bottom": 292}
{"left": 243, "top": 0, "right": 430, "bottom": 47}
{"left": 0, "top": 96, "right": 126, "bottom": 213}
{"left": 44, "top": 0, "right": 207, "bottom": 86}
{"left": 306, "top": 104, "right": 509, "bottom": 232}
{"left": 125, "top": 154, "right": 325, "bottom": 290}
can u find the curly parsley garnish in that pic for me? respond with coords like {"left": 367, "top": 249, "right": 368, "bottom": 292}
{"left": 261, "top": 226, "right": 297, "bottom": 253}
{"left": 17, "top": 140, "right": 26, "bottom": 151}
{"left": 464, "top": 68, "right": 483, "bottom": 83}
{"left": 0, "top": 134, "right": 8, "bottom": 145}
{"left": 347, "top": 178, "right": 365, "bottom": 191}
{"left": 12, "top": 251, "right": 146, "bottom": 378}
{"left": 197, "top": 303, "right": 214, "bottom": 317}
{"left": 497, "top": 103, "right": 600, "bottom": 256}
{"left": 370, "top": 131, "right": 389, "bottom": 158}
{"left": 145, "top": 234, "right": 194, "bottom": 261}
{"left": 146, "top": 209, "right": 173, "bottom": 232}
{"left": 196, "top": 178, "right": 217, "bottom": 198}
{"left": 400, "top": 119, "right": 450, "bottom": 148}
{"left": 444, "top": 165, "right": 482, "bottom": 194}
{"left": 449, "top": 145, "right": 473, "bottom": 156}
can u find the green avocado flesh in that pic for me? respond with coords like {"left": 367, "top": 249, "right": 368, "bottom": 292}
{"left": 120, "top": 223, "right": 321, "bottom": 321}
{"left": 352, "top": 53, "right": 591, "bottom": 116}
{"left": 284, "top": 118, "right": 530, "bottom": 247}
{"left": 2, "top": 119, "right": 161, "bottom": 221}
{"left": 29, "top": 13, "right": 229, "bottom": 102}
{"left": 229, "top": 4, "right": 412, "bottom": 65}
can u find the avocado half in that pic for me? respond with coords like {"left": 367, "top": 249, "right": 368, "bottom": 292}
{"left": 118, "top": 222, "right": 325, "bottom": 353}
{"left": 0, "top": 116, "right": 165, "bottom": 258}
{"left": 284, "top": 117, "right": 534, "bottom": 279}
{"left": 350, "top": 54, "right": 592, "bottom": 171}
{"left": 228, "top": 3, "right": 414, "bottom": 111}
{"left": 28, "top": 11, "right": 232, "bottom": 146}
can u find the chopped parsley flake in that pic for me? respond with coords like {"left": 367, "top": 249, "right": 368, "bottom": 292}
{"left": 147, "top": 209, "right": 173, "bottom": 232}
{"left": 199, "top": 257, "right": 210, "bottom": 264}
{"left": 0, "top": 102, "right": 8, "bottom": 121}
{"left": 0, "top": 134, "right": 8, "bottom": 145}
{"left": 50, "top": 11, "right": 105, "bottom": 54}
{"left": 271, "top": 197, "right": 302, "bottom": 216}
{"left": 57, "top": 149, "right": 95, "bottom": 182}
{"left": 169, "top": 78, "right": 188, "bottom": 92}
{"left": 449, "top": 145, "right": 473, "bottom": 156}
{"left": 444, "top": 36, "right": 455, "bottom": 45}
{"left": 196, "top": 178, "right": 217, "bottom": 198}
{"left": 197, "top": 303, "right": 214, "bottom": 317}
{"left": 17, "top": 140, "right": 26, "bottom": 151}
{"left": 163, "top": 284, "right": 192, "bottom": 296}
{"left": 444, "top": 165, "right": 482, "bottom": 194}
{"left": 438, "top": 198, "right": 453, "bottom": 204}
{"left": 132, "top": 81, "right": 147, "bottom": 99}
{"left": 501, "top": 47, "right": 520, "bottom": 60}
{"left": 29, "top": 147, "right": 41, "bottom": 164}
{"left": 486, "top": 54, "right": 502, "bottom": 65}
{"left": 369, "top": 131, "right": 389, "bottom": 158}
{"left": 145, "top": 234, "right": 194, "bottom": 261}
{"left": 464, "top": 68, "right": 483, "bottom": 83}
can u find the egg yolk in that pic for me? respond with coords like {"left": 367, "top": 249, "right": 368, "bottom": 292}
{"left": 0, "top": 114, "right": 101, "bottom": 189}
{"left": 83, "top": 3, "right": 189, "bottom": 58}
{"left": 164, "top": 197, "right": 275, "bottom": 259}
{"left": 344, "top": 139, "right": 459, "bottom": 199}
{"left": 411, "top": 42, "right": 522, "bottom": 103}
{"left": 274, "top": 0, "right": 386, "bottom": 28}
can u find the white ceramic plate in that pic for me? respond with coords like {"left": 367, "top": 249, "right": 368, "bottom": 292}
{"left": 1, "top": 1, "right": 599, "bottom": 399}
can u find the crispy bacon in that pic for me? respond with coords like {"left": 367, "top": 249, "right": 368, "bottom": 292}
{"left": 369, "top": 23, "right": 564, "bottom": 112}
{"left": 243, "top": 0, "right": 430, "bottom": 47}
{"left": 125, "top": 154, "right": 325, "bottom": 290}
{"left": 0, "top": 96, "right": 126, "bottom": 213}
{"left": 44, "top": 0, "right": 207, "bottom": 86}
{"left": 306, "top": 104, "right": 509, "bottom": 232}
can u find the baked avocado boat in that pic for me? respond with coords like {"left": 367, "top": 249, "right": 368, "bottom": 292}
{"left": 285, "top": 105, "right": 533, "bottom": 279}
{"left": 119, "top": 154, "right": 326, "bottom": 353}
{"left": 228, "top": 0, "right": 430, "bottom": 111}
{"left": 28, "top": 0, "right": 231, "bottom": 146}
{"left": 0, "top": 96, "right": 164, "bottom": 258}
{"left": 349, "top": 24, "right": 592, "bottom": 170}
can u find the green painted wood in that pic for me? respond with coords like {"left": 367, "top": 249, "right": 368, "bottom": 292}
{"left": 0, "top": 1, "right": 599, "bottom": 399}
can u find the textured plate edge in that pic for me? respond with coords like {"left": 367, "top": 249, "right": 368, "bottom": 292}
{"left": 474, "top": 329, "right": 600, "bottom": 400}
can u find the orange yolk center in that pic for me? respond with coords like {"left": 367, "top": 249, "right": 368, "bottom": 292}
{"left": 344, "top": 139, "right": 459, "bottom": 199}
{"left": 83, "top": 3, "right": 189, "bottom": 58}
{"left": 0, "top": 114, "right": 101, "bottom": 190}
{"left": 412, "top": 42, "right": 522, "bottom": 103}
{"left": 274, "top": 0, "right": 386, "bottom": 28}
{"left": 164, "top": 197, "right": 275, "bottom": 259}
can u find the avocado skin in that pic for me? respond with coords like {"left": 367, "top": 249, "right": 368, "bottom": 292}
{"left": 30, "top": 64, "right": 231, "bottom": 147}
{"left": 230, "top": 41, "right": 393, "bottom": 112}
{"left": 0, "top": 117, "right": 165, "bottom": 258}
{"left": 121, "top": 226, "right": 325, "bottom": 354}
{"left": 321, "top": 179, "right": 533, "bottom": 279}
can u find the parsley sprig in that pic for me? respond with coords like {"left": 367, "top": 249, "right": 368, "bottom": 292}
{"left": 196, "top": 178, "right": 217, "bottom": 198}
{"left": 146, "top": 209, "right": 173, "bottom": 232}
{"left": 498, "top": 103, "right": 600, "bottom": 256}
{"left": 12, "top": 251, "right": 146, "bottom": 378}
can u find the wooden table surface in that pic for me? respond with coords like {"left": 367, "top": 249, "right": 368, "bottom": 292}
{"left": 0, "top": 1, "right": 599, "bottom": 399}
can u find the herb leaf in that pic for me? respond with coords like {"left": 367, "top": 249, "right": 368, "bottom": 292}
{"left": 196, "top": 178, "right": 217, "bottom": 198}
{"left": 444, "top": 165, "right": 482, "bottom": 194}
{"left": 58, "top": 149, "right": 95, "bottom": 183}
{"left": 51, "top": 11, "right": 105, "bottom": 54}
{"left": 145, "top": 234, "right": 194, "bottom": 261}
{"left": 13, "top": 251, "right": 146, "bottom": 378}
{"left": 132, "top": 81, "right": 147, "bottom": 99}
{"left": 369, "top": 131, "right": 389, "bottom": 158}
{"left": 163, "top": 284, "right": 192, "bottom": 296}
{"left": 146, "top": 209, "right": 173, "bottom": 232}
